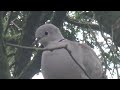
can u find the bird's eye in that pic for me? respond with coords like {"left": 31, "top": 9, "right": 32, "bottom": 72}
{"left": 45, "top": 31, "right": 48, "bottom": 35}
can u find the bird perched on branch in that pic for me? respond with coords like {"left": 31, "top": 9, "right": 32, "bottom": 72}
{"left": 34, "top": 24, "right": 106, "bottom": 79}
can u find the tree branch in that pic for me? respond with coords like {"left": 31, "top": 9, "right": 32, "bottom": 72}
{"left": 64, "top": 46, "right": 91, "bottom": 79}
{"left": 6, "top": 42, "right": 67, "bottom": 51}
{"left": 16, "top": 57, "right": 41, "bottom": 79}
{"left": 11, "top": 19, "right": 22, "bottom": 30}
{"left": 4, "top": 11, "right": 13, "bottom": 35}
{"left": 115, "top": 64, "right": 119, "bottom": 79}
{"left": 65, "top": 16, "right": 99, "bottom": 30}
{"left": 85, "top": 24, "right": 108, "bottom": 78}
{"left": 5, "top": 42, "right": 91, "bottom": 79}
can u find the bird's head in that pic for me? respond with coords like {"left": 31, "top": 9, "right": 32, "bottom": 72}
{"left": 34, "top": 24, "right": 64, "bottom": 47}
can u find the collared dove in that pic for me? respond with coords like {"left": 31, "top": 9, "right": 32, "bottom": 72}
{"left": 34, "top": 24, "right": 106, "bottom": 79}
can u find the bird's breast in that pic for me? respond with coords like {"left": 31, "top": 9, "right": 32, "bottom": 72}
{"left": 41, "top": 48, "right": 88, "bottom": 79}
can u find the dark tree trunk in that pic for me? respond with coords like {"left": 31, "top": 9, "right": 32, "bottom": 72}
{"left": 17, "top": 11, "right": 53, "bottom": 79}
{"left": 13, "top": 11, "right": 42, "bottom": 77}
{"left": 51, "top": 11, "right": 67, "bottom": 29}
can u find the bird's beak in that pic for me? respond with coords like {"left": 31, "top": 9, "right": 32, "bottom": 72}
{"left": 32, "top": 38, "right": 41, "bottom": 46}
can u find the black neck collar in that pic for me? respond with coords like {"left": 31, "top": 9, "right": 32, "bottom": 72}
{"left": 59, "top": 38, "right": 65, "bottom": 42}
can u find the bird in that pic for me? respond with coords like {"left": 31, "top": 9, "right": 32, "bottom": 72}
{"left": 34, "top": 23, "right": 106, "bottom": 79}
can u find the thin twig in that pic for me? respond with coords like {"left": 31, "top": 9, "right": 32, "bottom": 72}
{"left": 4, "top": 11, "right": 13, "bottom": 35}
{"left": 6, "top": 42, "right": 37, "bottom": 50}
{"left": 11, "top": 21, "right": 22, "bottom": 30}
{"left": 65, "top": 16, "right": 99, "bottom": 30}
{"left": 6, "top": 42, "right": 67, "bottom": 51}
{"left": 16, "top": 58, "right": 37, "bottom": 79}
{"left": 5, "top": 42, "right": 91, "bottom": 79}
{"left": 100, "top": 26, "right": 120, "bottom": 79}
{"left": 86, "top": 23, "right": 108, "bottom": 75}
{"left": 111, "top": 63, "right": 115, "bottom": 77}
{"left": 11, "top": 16, "right": 22, "bottom": 30}
{"left": 108, "top": 68, "right": 113, "bottom": 79}
{"left": 115, "top": 64, "right": 119, "bottom": 79}
{"left": 9, "top": 61, "right": 15, "bottom": 69}
{"left": 64, "top": 47, "right": 91, "bottom": 79}
{"left": 100, "top": 29, "right": 113, "bottom": 74}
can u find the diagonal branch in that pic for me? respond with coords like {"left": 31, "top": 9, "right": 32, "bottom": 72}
{"left": 4, "top": 11, "right": 13, "bottom": 35}
{"left": 64, "top": 46, "right": 91, "bottom": 79}
{"left": 16, "top": 57, "right": 41, "bottom": 79}
{"left": 11, "top": 19, "right": 22, "bottom": 30}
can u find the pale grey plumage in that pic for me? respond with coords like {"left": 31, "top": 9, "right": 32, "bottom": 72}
{"left": 35, "top": 24, "right": 105, "bottom": 79}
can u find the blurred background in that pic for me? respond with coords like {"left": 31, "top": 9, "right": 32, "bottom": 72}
{"left": 0, "top": 11, "right": 120, "bottom": 79}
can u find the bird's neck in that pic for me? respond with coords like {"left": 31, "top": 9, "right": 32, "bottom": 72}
{"left": 43, "top": 33, "right": 64, "bottom": 47}
{"left": 44, "top": 37, "right": 65, "bottom": 48}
